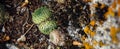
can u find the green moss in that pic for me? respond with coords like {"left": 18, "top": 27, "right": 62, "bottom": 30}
{"left": 38, "top": 21, "right": 57, "bottom": 35}
{"left": 32, "top": 6, "right": 57, "bottom": 35}
{"left": 32, "top": 6, "right": 51, "bottom": 24}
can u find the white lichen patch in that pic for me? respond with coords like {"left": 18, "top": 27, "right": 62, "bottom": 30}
{"left": 49, "top": 30, "right": 65, "bottom": 46}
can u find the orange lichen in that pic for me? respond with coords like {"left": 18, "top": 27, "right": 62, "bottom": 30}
{"left": 110, "top": 26, "right": 118, "bottom": 44}
{"left": 73, "top": 41, "right": 82, "bottom": 46}
{"left": 83, "top": 42, "right": 93, "bottom": 49}
{"left": 118, "top": 7, "right": 120, "bottom": 17}
{"left": 92, "top": 40, "right": 98, "bottom": 46}
{"left": 92, "top": 40, "right": 106, "bottom": 47}
{"left": 108, "top": 7, "right": 114, "bottom": 16}
{"left": 104, "top": 1, "right": 117, "bottom": 18}
{"left": 104, "top": 7, "right": 115, "bottom": 18}
{"left": 90, "top": 31, "right": 96, "bottom": 37}
{"left": 84, "top": 26, "right": 96, "bottom": 37}
{"left": 87, "top": 29, "right": 96, "bottom": 37}
{"left": 111, "top": 1, "right": 117, "bottom": 9}
{"left": 100, "top": 4, "right": 105, "bottom": 9}
{"left": 90, "top": 20, "right": 96, "bottom": 26}
{"left": 118, "top": 0, "right": 120, "bottom": 5}
{"left": 84, "top": 26, "right": 90, "bottom": 34}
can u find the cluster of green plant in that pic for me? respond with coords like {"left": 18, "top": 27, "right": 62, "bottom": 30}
{"left": 32, "top": 6, "right": 57, "bottom": 35}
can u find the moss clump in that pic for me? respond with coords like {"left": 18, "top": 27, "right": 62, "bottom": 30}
{"left": 32, "top": 6, "right": 51, "bottom": 24}
{"left": 38, "top": 21, "right": 57, "bottom": 35}
{"left": 32, "top": 6, "right": 57, "bottom": 35}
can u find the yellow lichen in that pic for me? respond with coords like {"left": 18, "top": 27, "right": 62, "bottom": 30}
{"left": 84, "top": 26, "right": 90, "bottom": 34}
{"left": 90, "top": 31, "right": 96, "bottom": 37}
{"left": 84, "top": 25, "right": 95, "bottom": 37}
{"left": 100, "top": 4, "right": 105, "bottom": 9}
{"left": 84, "top": 26, "right": 96, "bottom": 37}
{"left": 118, "top": 7, "right": 120, "bottom": 17}
{"left": 92, "top": 40, "right": 98, "bottom": 46}
{"left": 90, "top": 20, "right": 96, "bottom": 26}
{"left": 110, "top": 26, "right": 118, "bottom": 44}
{"left": 104, "top": 7, "right": 115, "bottom": 18}
{"left": 92, "top": 40, "right": 106, "bottom": 47}
{"left": 111, "top": 1, "right": 117, "bottom": 9}
{"left": 83, "top": 42, "right": 93, "bottom": 49}
{"left": 104, "top": 1, "right": 117, "bottom": 18}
